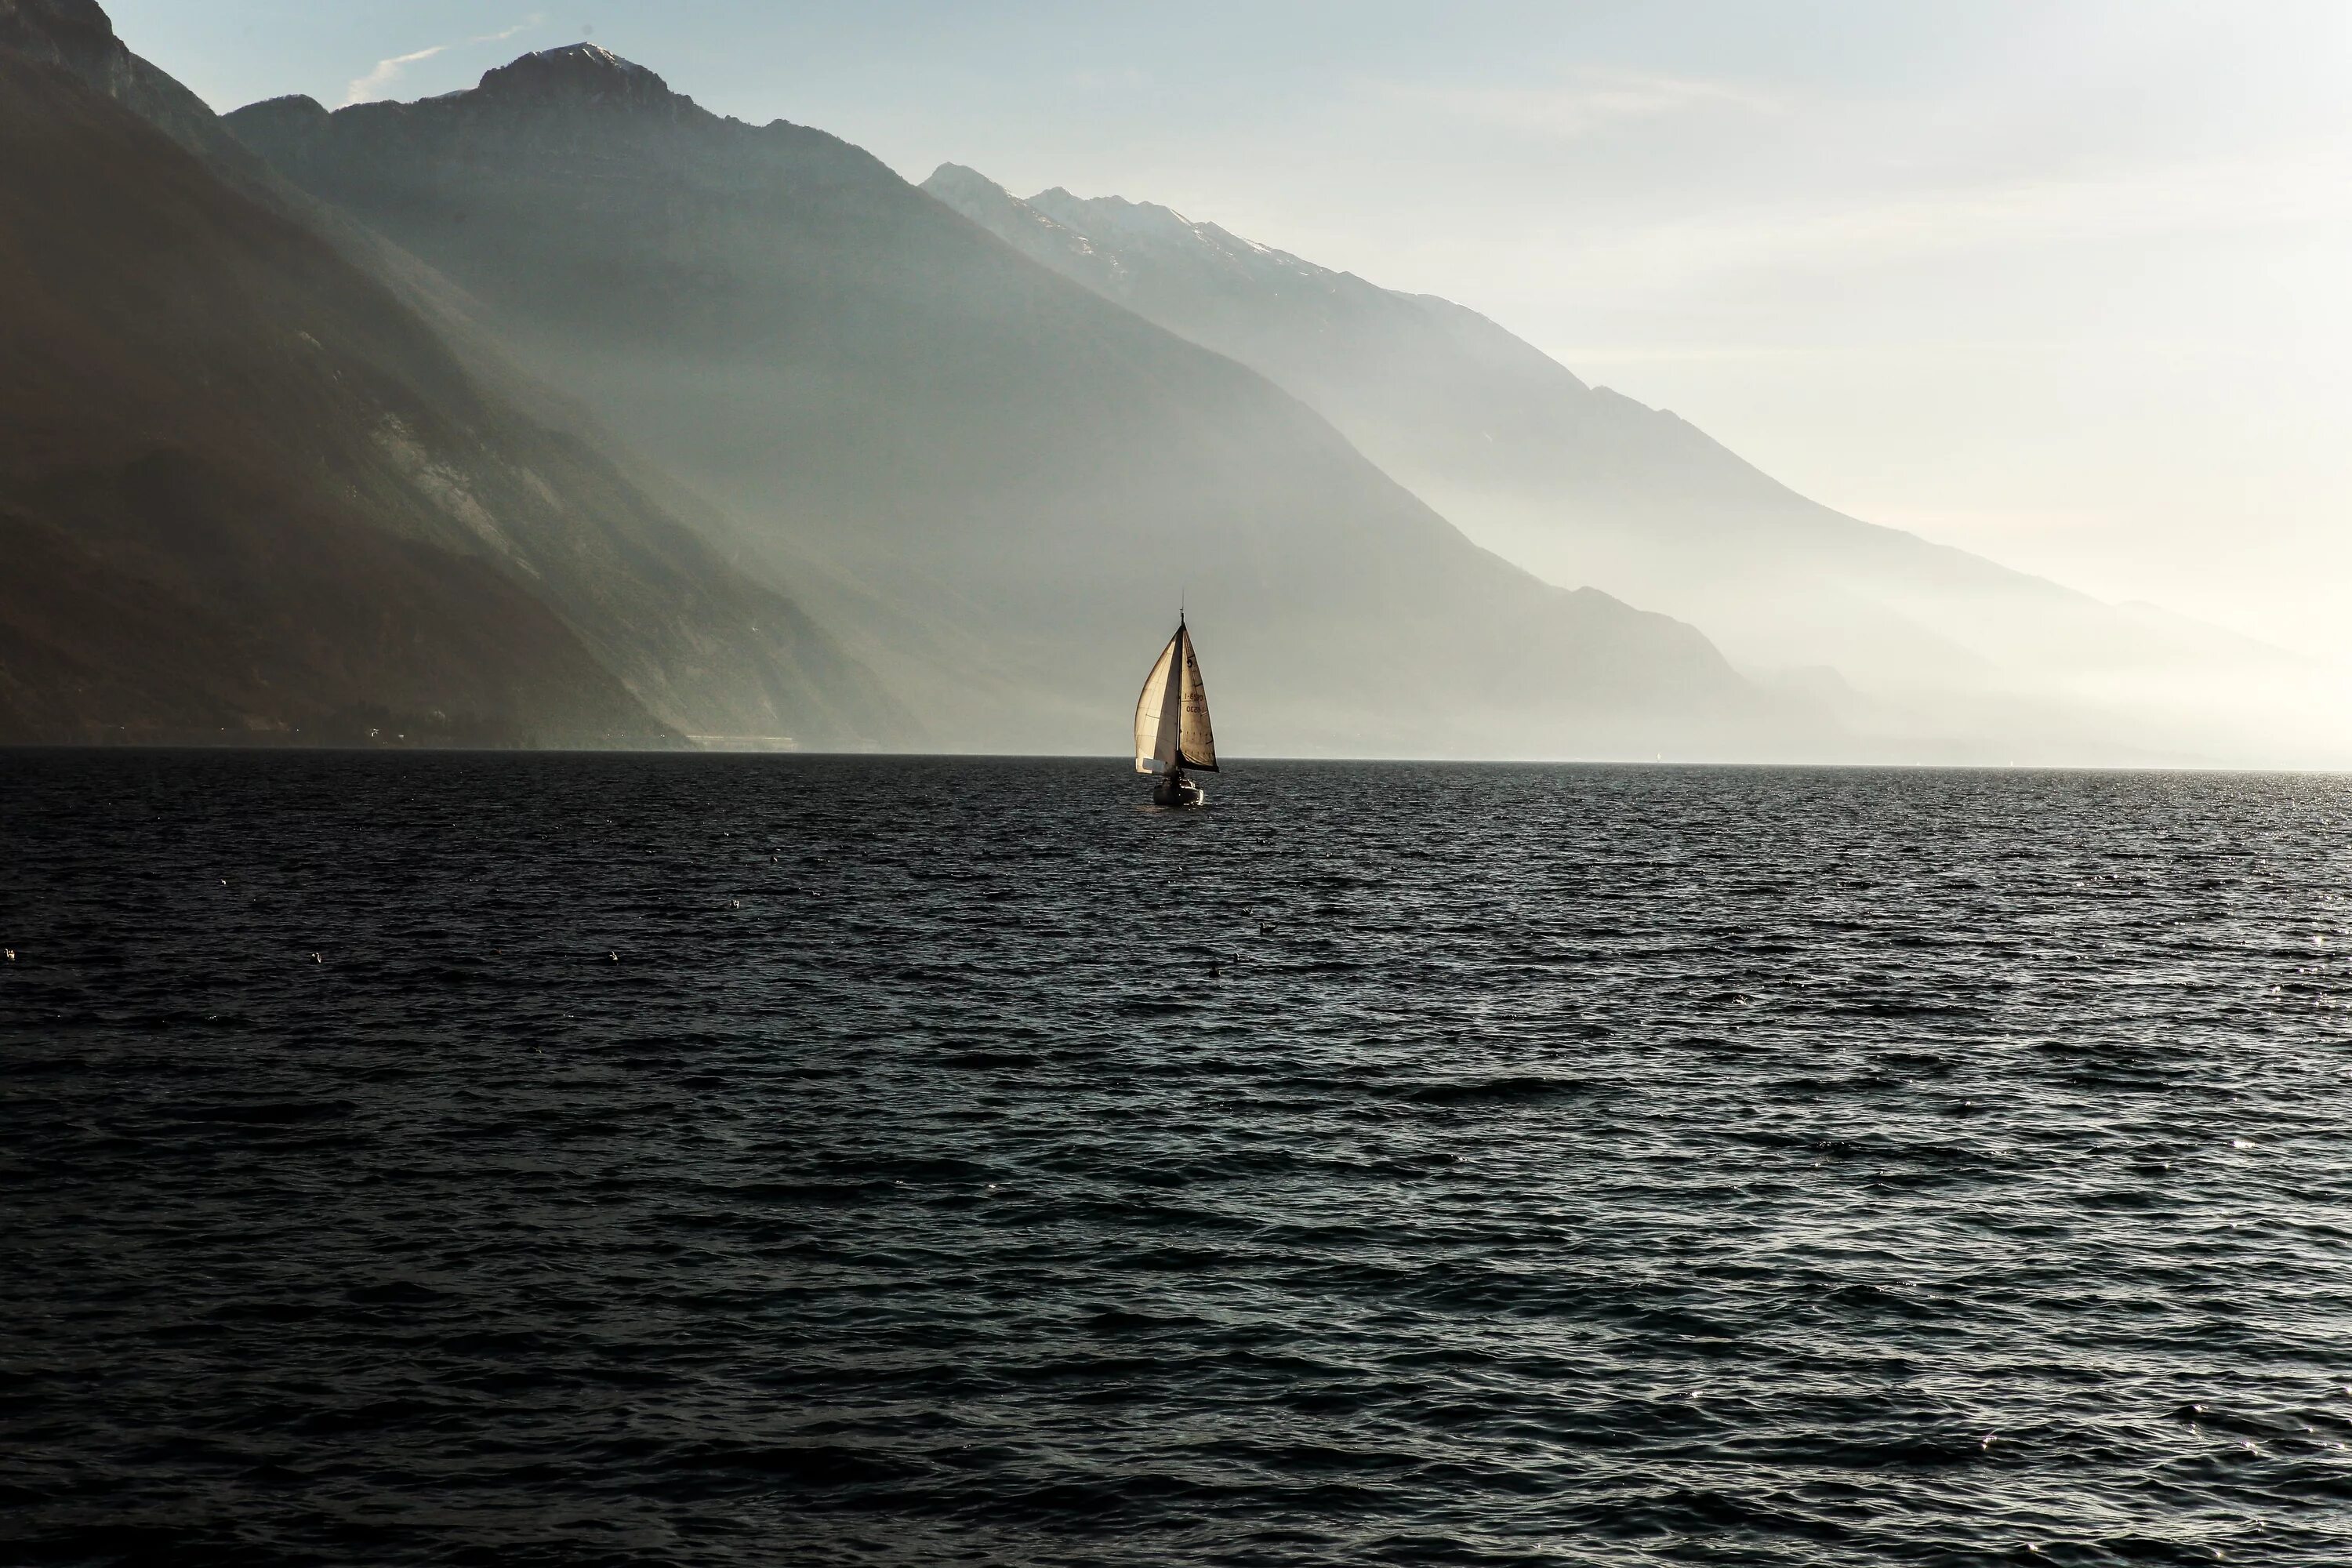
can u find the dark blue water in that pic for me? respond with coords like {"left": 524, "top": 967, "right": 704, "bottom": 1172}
{"left": 5, "top": 753, "right": 2351, "bottom": 1566}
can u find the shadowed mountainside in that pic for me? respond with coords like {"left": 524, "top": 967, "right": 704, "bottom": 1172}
{"left": 227, "top": 47, "right": 1809, "bottom": 761}
{"left": 921, "top": 165, "right": 2328, "bottom": 765}
{"left": 0, "top": 1, "right": 906, "bottom": 750}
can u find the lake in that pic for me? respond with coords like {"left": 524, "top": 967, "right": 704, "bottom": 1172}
{"left": 5, "top": 752, "right": 2350, "bottom": 1564}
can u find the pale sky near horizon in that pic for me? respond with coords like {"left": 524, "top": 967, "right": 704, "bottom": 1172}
{"left": 107, "top": 2, "right": 2352, "bottom": 658}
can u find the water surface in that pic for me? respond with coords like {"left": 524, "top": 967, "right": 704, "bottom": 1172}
{"left": 5, "top": 753, "right": 2351, "bottom": 1565}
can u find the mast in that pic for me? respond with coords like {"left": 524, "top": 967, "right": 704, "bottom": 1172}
{"left": 1172, "top": 619, "right": 1189, "bottom": 777}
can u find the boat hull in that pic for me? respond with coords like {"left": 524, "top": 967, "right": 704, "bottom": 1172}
{"left": 1152, "top": 773, "right": 1207, "bottom": 808}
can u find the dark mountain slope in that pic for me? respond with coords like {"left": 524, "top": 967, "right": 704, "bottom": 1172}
{"left": 1, "top": 0, "right": 237, "bottom": 154}
{"left": 923, "top": 165, "right": 2319, "bottom": 764}
{"left": 0, "top": 50, "right": 656, "bottom": 745}
{"left": 229, "top": 48, "right": 1801, "bottom": 760}
{"left": 0, "top": 2, "right": 906, "bottom": 749}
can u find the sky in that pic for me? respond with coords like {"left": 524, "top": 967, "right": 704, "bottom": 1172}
{"left": 108, "top": 1, "right": 2352, "bottom": 657}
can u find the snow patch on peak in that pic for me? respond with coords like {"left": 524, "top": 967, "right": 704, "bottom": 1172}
{"left": 1026, "top": 187, "right": 1198, "bottom": 242}
{"left": 1023, "top": 185, "right": 1327, "bottom": 283}
{"left": 475, "top": 42, "right": 678, "bottom": 109}
{"left": 920, "top": 164, "right": 1128, "bottom": 285}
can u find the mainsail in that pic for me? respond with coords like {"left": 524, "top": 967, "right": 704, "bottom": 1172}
{"left": 1134, "top": 620, "right": 1218, "bottom": 774}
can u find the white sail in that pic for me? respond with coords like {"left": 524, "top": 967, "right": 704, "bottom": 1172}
{"left": 1134, "top": 630, "right": 1181, "bottom": 774}
{"left": 1134, "top": 621, "right": 1218, "bottom": 774}
{"left": 1178, "top": 629, "right": 1216, "bottom": 771}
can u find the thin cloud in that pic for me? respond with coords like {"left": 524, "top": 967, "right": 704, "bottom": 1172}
{"left": 1371, "top": 67, "right": 1781, "bottom": 140}
{"left": 343, "top": 45, "right": 447, "bottom": 106}
{"left": 342, "top": 15, "right": 546, "bottom": 107}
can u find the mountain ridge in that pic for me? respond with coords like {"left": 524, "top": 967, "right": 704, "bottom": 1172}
{"left": 5, "top": 5, "right": 2302, "bottom": 762}
{"left": 0, "top": 2, "right": 911, "bottom": 749}
{"left": 0, "top": 43, "right": 660, "bottom": 746}
{"left": 921, "top": 162, "right": 2326, "bottom": 764}
{"left": 227, "top": 49, "right": 1810, "bottom": 761}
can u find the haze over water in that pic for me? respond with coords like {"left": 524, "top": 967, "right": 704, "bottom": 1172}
{"left": 5, "top": 752, "right": 2352, "bottom": 1565}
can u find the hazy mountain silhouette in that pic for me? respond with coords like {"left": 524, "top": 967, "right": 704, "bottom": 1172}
{"left": 0, "top": 1, "right": 904, "bottom": 748}
{"left": 227, "top": 46, "right": 1804, "bottom": 760}
{"left": 923, "top": 165, "right": 2325, "bottom": 764}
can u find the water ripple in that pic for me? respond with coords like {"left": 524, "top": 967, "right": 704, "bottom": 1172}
{"left": 4, "top": 754, "right": 2351, "bottom": 1564}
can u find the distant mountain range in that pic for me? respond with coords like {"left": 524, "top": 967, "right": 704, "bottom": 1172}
{"left": 0, "top": 3, "right": 2323, "bottom": 762}
{"left": 220, "top": 43, "right": 1789, "bottom": 761}
{"left": 920, "top": 165, "right": 2327, "bottom": 764}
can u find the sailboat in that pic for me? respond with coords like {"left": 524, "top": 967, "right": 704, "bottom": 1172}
{"left": 1134, "top": 615, "right": 1217, "bottom": 807}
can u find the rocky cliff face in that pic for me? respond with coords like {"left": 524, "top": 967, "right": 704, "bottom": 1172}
{"left": 228, "top": 46, "right": 1798, "bottom": 760}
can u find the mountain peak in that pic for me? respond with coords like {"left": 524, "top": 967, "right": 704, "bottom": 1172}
{"left": 474, "top": 43, "right": 677, "bottom": 110}
{"left": 924, "top": 162, "right": 1010, "bottom": 203}
{"left": 0, "top": 0, "right": 125, "bottom": 75}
